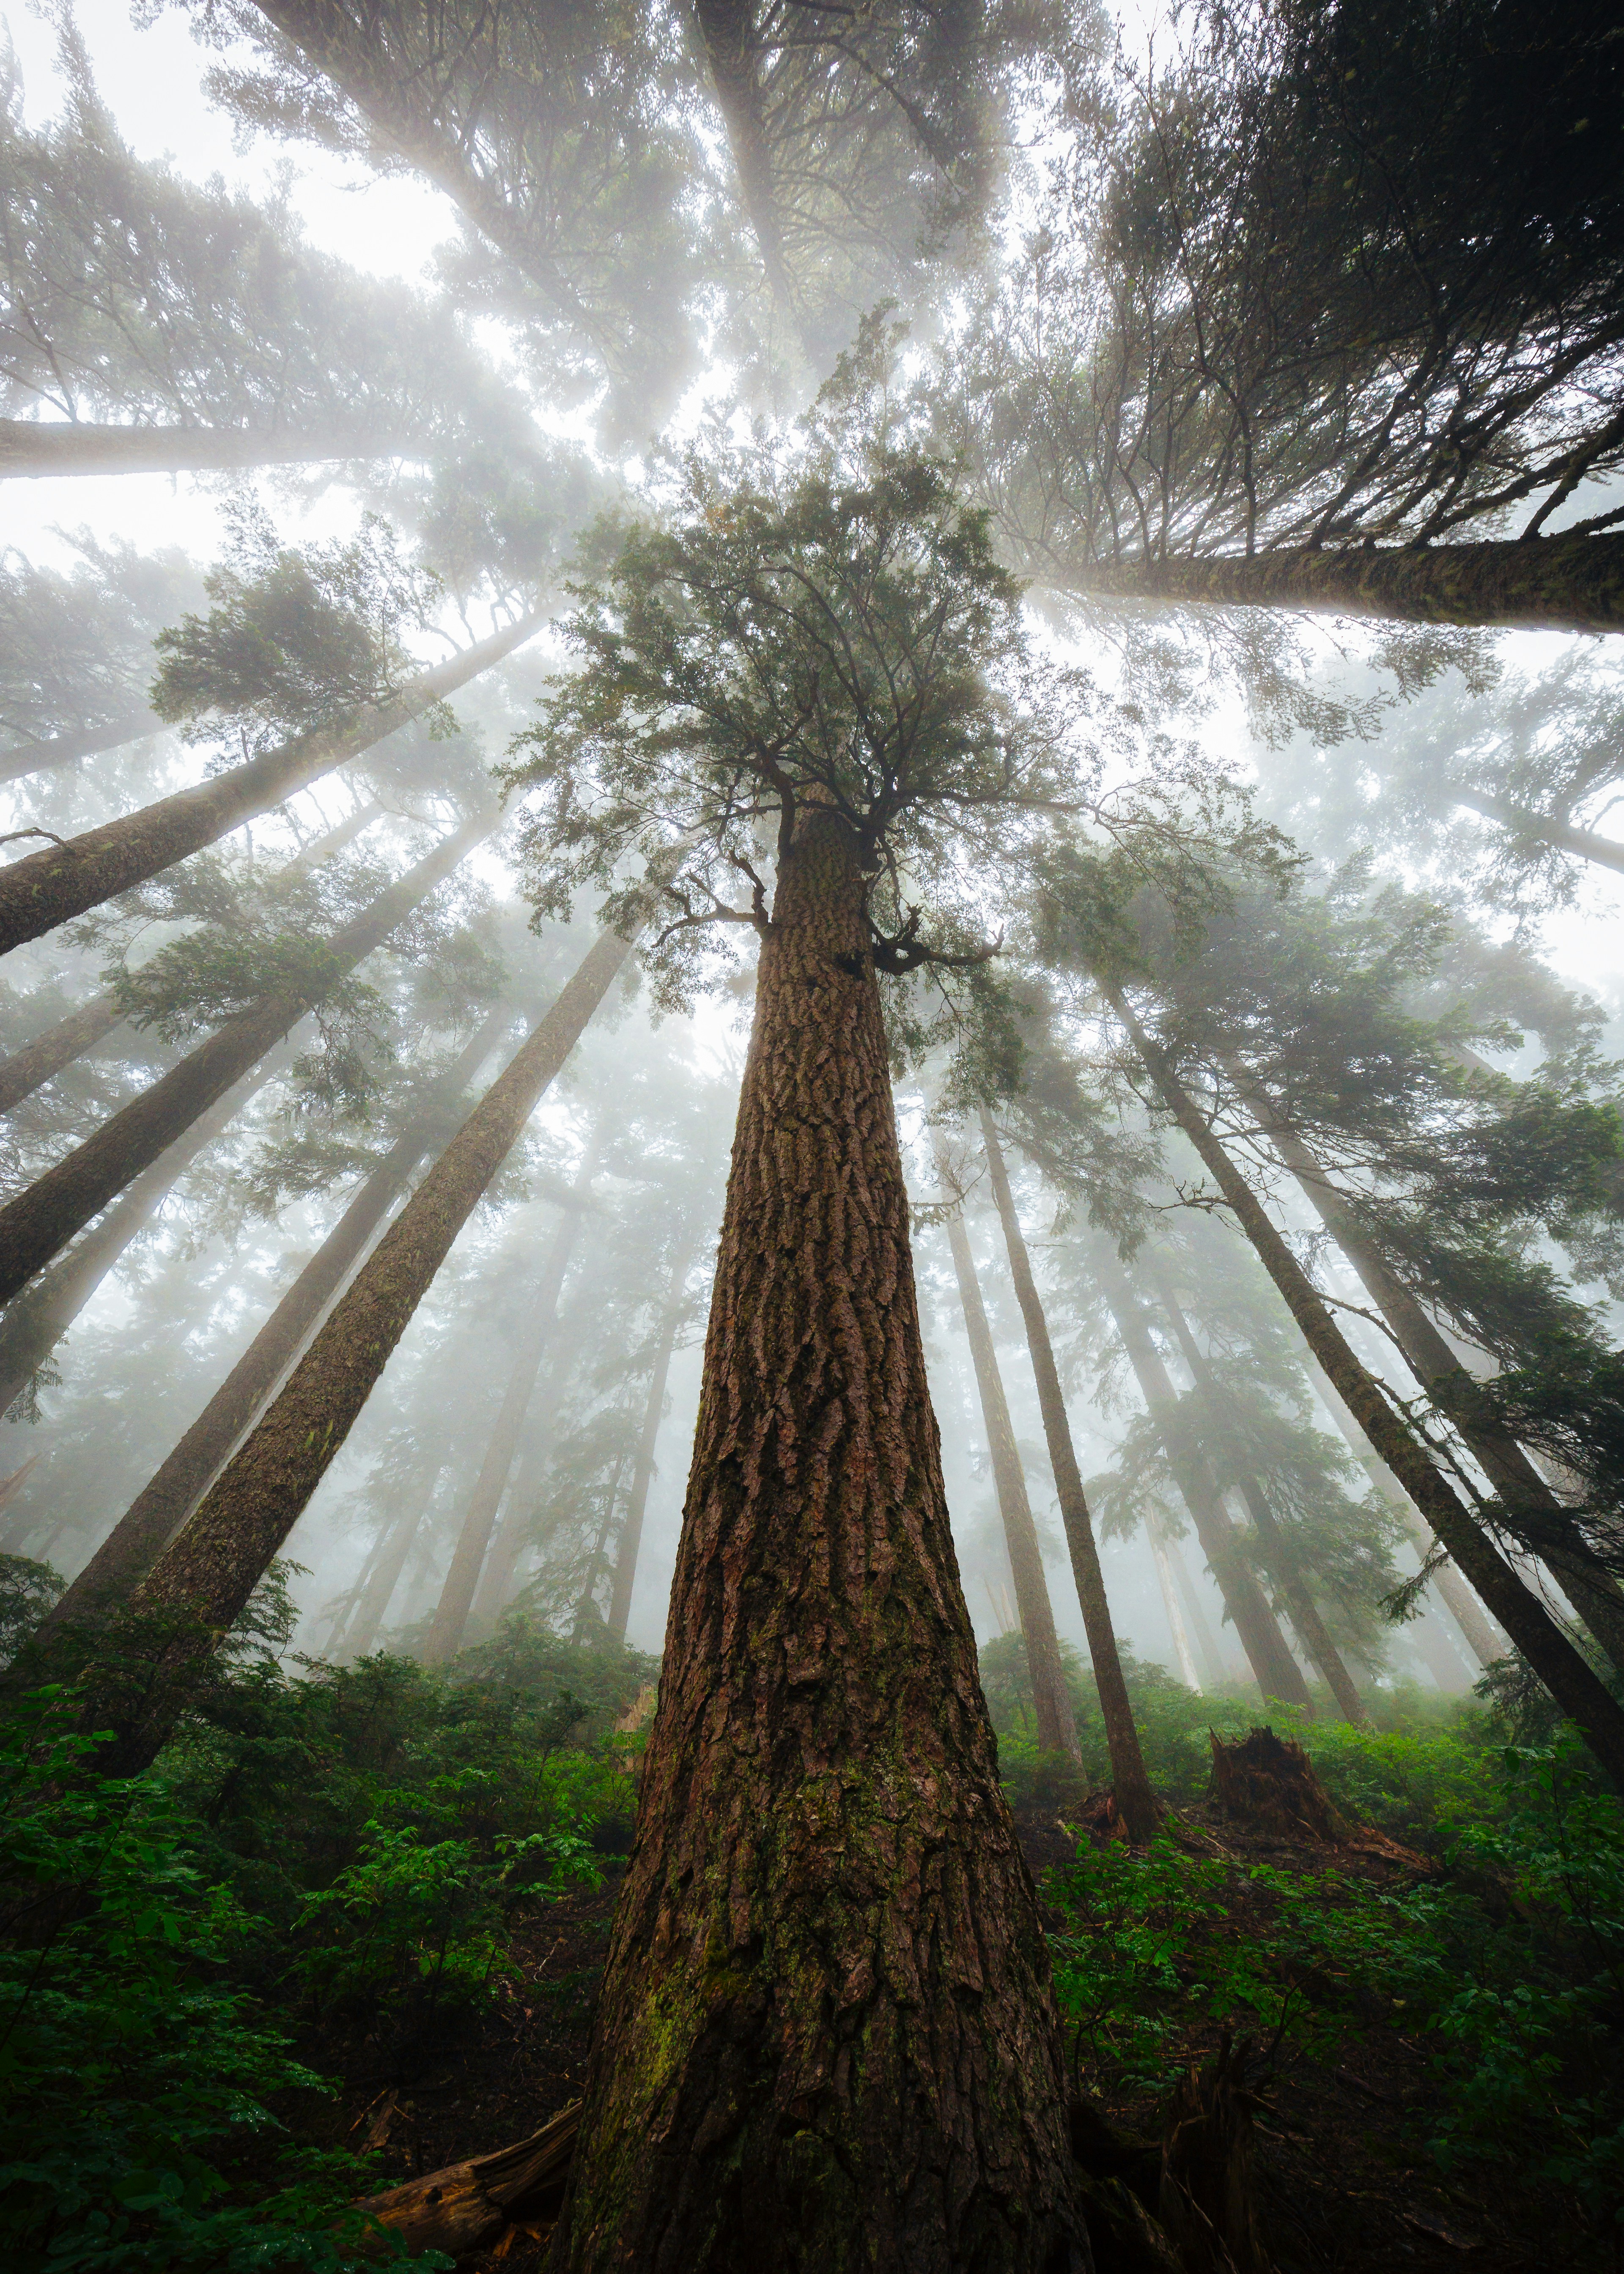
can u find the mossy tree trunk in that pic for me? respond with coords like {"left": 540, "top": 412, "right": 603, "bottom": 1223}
{"left": 551, "top": 808, "right": 1087, "bottom": 2273}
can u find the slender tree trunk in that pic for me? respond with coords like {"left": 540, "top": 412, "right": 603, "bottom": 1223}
{"left": 421, "top": 1148, "right": 597, "bottom": 1666}
{"left": 0, "top": 711, "right": 162, "bottom": 784}
{"left": 692, "top": 0, "right": 799, "bottom": 319}
{"left": 1097, "top": 1249, "right": 1312, "bottom": 1706}
{"left": 979, "top": 1113, "right": 1156, "bottom": 1832}
{"left": 33, "top": 1006, "right": 510, "bottom": 1648}
{"left": 606, "top": 1234, "right": 697, "bottom": 1647}
{"left": 0, "top": 799, "right": 382, "bottom": 1118}
{"left": 573, "top": 1452, "right": 629, "bottom": 1636}
{"left": 941, "top": 1192, "right": 1081, "bottom": 1762}
{"left": 1074, "top": 530, "right": 1624, "bottom": 634}
{"left": 1149, "top": 1524, "right": 1202, "bottom": 1689}
{"left": 329, "top": 1464, "right": 444, "bottom": 1659}
{"left": 0, "top": 610, "right": 537, "bottom": 957}
{"left": 1243, "top": 1081, "right": 1624, "bottom": 1673}
{"left": 86, "top": 921, "right": 636, "bottom": 1768}
{"left": 551, "top": 810, "right": 1086, "bottom": 2272}
{"left": 468, "top": 1387, "right": 567, "bottom": 1630}
{"left": 1108, "top": 984, "right": 1624, "bottom": 1789}
{"left": 1451, "top": 788, "right": 1624, "bottom": 876}
{"left": 0, "top": 820, "right": 486, "bottom": 1307}
{"left": 1166, "top": 1531, "right": 1232, "bottom": 1689}
{"left": 0, "top": 417, "right": 423, "bottom": 481}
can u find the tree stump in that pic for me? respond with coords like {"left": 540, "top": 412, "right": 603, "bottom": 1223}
{"left": 1158, "top": 2035, "right": 1274, "bottom": 2274}
{"left": 1208, "top": 1727, "right": 1350, "bottom": 1843}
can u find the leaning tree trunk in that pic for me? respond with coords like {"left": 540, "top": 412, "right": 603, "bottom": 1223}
{"left": 31, "top": 1005, "right": 511, "bottom": 1651}
{"left": 0, "top": 610, "right": 537, "bottom": 958}
{"left": 0, "top": 417, "right": 423, "bottom": 481}
{"left": 980, "top": 1112, "right": 1157, "bottom": 1832}
{"left": 82, "top": 921, "right": 636, "bottom": 1770}
{"left": 1451, "top": 788, "right": 1624, "bottom": 877}
{"left": 1097, "top": 1249, "right": 1312, "bottom": 1708}
{"left": 693, "top": 0, "right": 800, "bottom": 320}
{"left": 326, "top": 1463, "right": 444, "bottom": 1658}
{"left": 0, "top": 820, "right": 486, "bottom": 1307}
{"left": 605, "top": 1233, "right": 698, "bottom": 1646}
{"left": 0, "top": 799, "right": 382, "bottom": 1117}
{"left": 941, "top": 1186, "right": 1081, "bottom": 1763}
{"left": 550, "top": 807, "right": 1087, "bottom": 2273}
{"left": 0, "top": 711, "right": 163, "bottom": 784}
{"left": 1108, "top": 983, "right": 1624, "bottom": 1791}
{"left": 1072, "top": 530, "right": 1624, "bottom": 634}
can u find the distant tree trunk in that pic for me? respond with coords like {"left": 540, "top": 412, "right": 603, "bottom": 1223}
{"left": 1165, "top": 1530, "right": 1233, "bottom": 1689}
{"left": 1148, "top": 1523, "right": 1203, "bottom": 1688}
{"left": 941, "top": 1192, "right": 1081, "bottom": 1763}
{"left": 551, "top": 808, "right": 1085, "bottom": 2272}
{"left": 421, "top": 1148, "right": 598, "bottom": 1667}
{"left": 0, "top": 610, "right": 537, "bottom": 957}
{"left": 1097, "top": 1249, "right": 1312, "bottom": 1707}
{"left": 85, "top": 922, "right": 636, "bottom": 1769}
{"left": 0, "top": 711, "right": 163, "bottom": 784}
{"left": 1243, "top": 1082, "right": 1624, "bottom": 1674}
{"left": 329, "top": 1464, "right": 444, "bottom": 1659}
{"left": 0, "top": 417, "right": 423, "bottom": 481}
{"left": 1075, "top": 530, "right": 1624, "bottom": 634}
{"left": 1108, "top": 984, "right": 1624, "bottom": 1791}
{"left": 692, "top": 0, "right": 799, "bottom": 319}
{"left": 31, "top": 1006, "right": 510, "bottom": 1649}
{"left": 605, "top": 1234, "right": 698, "bottom": 1646}
{"left": 572, "top": 1451, "right": 630, "bottom": 1636}
{"left": 979, "top": 1112, "right": 1156, "bottom": 1832}
{"left": 467, "top": 1388, "right": 567, "bottom": 1630}
{"left": 1451, "top": 788, "right": 1624, "bottom": 876}
{"left": 0, "top": 799, "right": 382, "bottom": 1117}
{"left": 0, "top": 820, "right": 486, "bottom": 1307}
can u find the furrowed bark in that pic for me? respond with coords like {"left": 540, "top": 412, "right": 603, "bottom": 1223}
{"left": 0, "top": 711, "right": 162, "bottom": 784}
{"left": 34, "top": 1006, "right": 510, "bottom": 1645}
{"left": 87, "top": 922, "right": 635, "bottom": 1768}
{"left": 979, "top": 1112, "right": 1154, "bottom": 1826}
{"left": 0, "top": 609, "right": 538, "bottom": 956}
{"left": 1073, "top": 530, "right": 1624, "bottom": 634}
{"left": 326, "top": 1462, "right": 443, "bottom": 1658}
{"left": 0, "top": 819, "right": 486, "bottom": 1307}
{"left": 1097, "top": 1249, "right": 1311, "bottom": 1708}
{"left": 606, "top": 1234, "right": 697, "bottom": 1646}
{"left": 0, "top": 417, "right": 422, "bottom": 481}
{"left": 1109, "top": 985, "right": 1624, "bottom": 1790}
{"left": 942, "top": 1189, "right": 1081, "bottom": 1762}
{"left": 421, "top": 1150, "right": 596, "bottom": 1667}
{"left": 552, "top": 809, "right": 1087, "bottom": 2272}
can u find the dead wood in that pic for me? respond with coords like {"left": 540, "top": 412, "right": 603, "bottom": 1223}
{"left": 1159, "top": 2034, "right": 1275, "bottom": 2274}
{"left": 1209, "top": 1727, "right": 1352, "bottom": 1844}
{"left": 352, "top": 2100, "right": 579, "bottom": 2258}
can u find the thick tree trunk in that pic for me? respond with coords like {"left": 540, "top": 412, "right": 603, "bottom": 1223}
{"left": 0, "top": 417, "right": 422, "bottom": 481}
{"left": 1108, "top": 986, "right": 1624, "bottom": 1790}
{"left": 1451, "top": 788, "right": 1624, "bottom": 876}
{"left": 33, "top": 1007, "right": 510, "bottom": 1647}
{"left": 605, "top": 1235, "right": 697, "bottom": 1646}
{"left": 980, "top": 1113, "right": 1157, "bottom": 1832}
{"left": 0, "top": 821, "right": 485, "bottom": 1307}
{"left": 0, "top": 711, "right": 163, "bottom": 784}
{"left": 0, "top": 799, "right": 381, "bottom": 1118}
{"left": 421, "top": 1151, "right": 596, "bottom": 1667}
{"left": 1074, "top": 530, "right": 1624, "bottom": 634}
{"left": 1097, "top": 1250, "right": 1312, "bottom": 1708}
{"left": 86, "top": 922, "right": 636, "bottom": 1768}
{"left": 942, "top": 1194, "right": 1081, "bottom": 1762}
{"left": 329, "top": 1463, "right": 444, "bottom": 1659}
{"left": 551, "top": 810, "right": 1087, "bottom": 2273}
{"left": 0, "top": 610, "right": 537, "bottom": 957}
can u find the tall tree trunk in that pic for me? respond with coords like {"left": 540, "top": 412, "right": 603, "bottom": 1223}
{"left": 0, "top": 417, "right": 422, "bottom": 481}
{"left": 85, "top": 922, "right": 636, "bottom": 1768}
{"left": 32, "top": 1006, "right": 510, "bottom": 1649}
{"left": 1073, "top": 530, "right": 1624, "bottom": 634}
{"left": 1165, "top": 1530, "right": 1233, "bottom": 1688}
{"left": 1107, "top": 984, "right": 1624, "bottom": 1790}
{"left": 573, "top": 1452, "right": 630, "bottom": 1636}
{"left": 1097, "top": 1248, "right": 1312, "bottom": 1707}
{"left": 1148, "top": 1523, "right": 1203, "bottom": 1688}
{"left": 979, "top": 1112, "right": 1156, "bottom": 1832}
{"left": 941, "top": 1188, "right": 1081, "bottom": 1762}
{"left": 692, "top": 0, "right": 799, "bottom": 319}
{"left": 0, "top": 610, "right": 537, "bottom": 957}
{"left": 421, "top": 1146, "right": 598, "bottom": 1667}
{"left": 0, "top": 798, "right": 382, "bottom": 1118}
{"left": 606, "top": 1234, "right": 698, "bottom": 1647}
{"left": 467, "top": 1387, "right": 567, "bottom": 1631}
{"left": 551, "top": 809, "right": 1086, "bottom": 2272}
{"left": 0, "top": 820, "right": 486, "bottom": 1307}
{"left": 329, "top": 1463, "right": 444, "bottom": 1659}
{"left": 0, "top": 711, "right": 162, "bottom": 784}
{"left": 1243, "top": 1081, "right": 1624, "bottom": 1673}
{"left": 1451, "top": 788, "right": 1624, "bottom": 876}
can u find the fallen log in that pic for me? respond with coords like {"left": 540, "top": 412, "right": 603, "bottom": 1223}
{"left": 352, "top": 2101, "right": 579, "bottom": 2258}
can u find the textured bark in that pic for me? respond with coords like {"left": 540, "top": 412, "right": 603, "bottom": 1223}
{"left": 354, "top": 2102, "right": 580, "bottom": 2259}
{"left": 1110, "top": 988, "right": 1624, "bottom": 1790}
{"left": 942, "top": 1195, "right": 1081, "bottom": 1762}
{"left": 90, "top": 923, "right": 634, "bottom": 1767}
{"left": 0, "top": 799, "right": 382, "bottom": 1118}
{"left": 1075, "top": 530, "right": 1624, "bottom": 634}
{"left": 980, "top": 1114, "right": 1155, "bottom": 1828}
{"left": 1098, "top": 1252, "right": 1311, "bottom": 1708}
{"left": 36, "top": 1007, "right": 509, "bottom": 1646}
{"left": 328, "top": 1463, "right": 444, "bottom": 1659}
{"left": 422, "top": 1155, "right": 595, "bottom": 1667}
{"left": 0, "top": 417, "right": 420, "bottom": 481}
{"left": 1451, "top": 788, "right": 1624, "bottom": 876}
{"left": 606, "top": 1236, "right": 697, "bottom": 1646}
{"left": 0, "top": 610, "right": 536, "bottom": 957}
{"left": 0, "top": 711, "right": 162, "bottom": 784}
{"left": 552, "top": 810, "right": 1087, "bottom": 2273}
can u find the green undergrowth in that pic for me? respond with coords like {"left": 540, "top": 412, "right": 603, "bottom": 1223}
{"left": 0, "top": 1605, "right": 654, "bottom": 2274}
